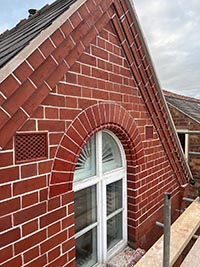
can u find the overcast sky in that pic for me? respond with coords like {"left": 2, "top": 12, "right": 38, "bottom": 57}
{"left": 0, "top": 0, "right": 200, "bottom": 98}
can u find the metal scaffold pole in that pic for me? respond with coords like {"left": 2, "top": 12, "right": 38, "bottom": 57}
{"left": 163, "top": 192, "right": 171, "bottom": 267}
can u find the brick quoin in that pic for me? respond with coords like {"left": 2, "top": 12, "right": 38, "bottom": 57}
{"left": 0, "top": 0, "right": 191, "bottom": 266}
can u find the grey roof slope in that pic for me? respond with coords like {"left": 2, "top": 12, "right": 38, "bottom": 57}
{"left": 165, "top": 95, "right": 200, "bottom": 123}
{"left": 0, "top": 0, "right": 77, "bottom": 68}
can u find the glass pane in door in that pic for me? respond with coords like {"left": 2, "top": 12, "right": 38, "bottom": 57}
{"left": 75, "top": 185, "right": 97, "bottom": 233}
{"left": 106, "top": 180, "right": 122, "bottom": 215}
{"left": 107, "top": 213, "right": 122, "bottom": 250}
{"left": 76, "top": 228, "right": 97, "bottom": 267}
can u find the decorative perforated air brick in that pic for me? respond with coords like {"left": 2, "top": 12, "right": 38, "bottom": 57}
{"left": 15, "top": 133, "right": 48, "bottom": 163}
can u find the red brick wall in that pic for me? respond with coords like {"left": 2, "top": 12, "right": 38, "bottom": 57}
{"left": 168, "top": 105, "right": 200, "bottom": 182}
{"left": 0, "top": 1, "right": 186, "bottom": 266}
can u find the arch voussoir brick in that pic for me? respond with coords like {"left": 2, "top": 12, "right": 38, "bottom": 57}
{"left": 49, "top": 102, "right": 145, "bottom": 198}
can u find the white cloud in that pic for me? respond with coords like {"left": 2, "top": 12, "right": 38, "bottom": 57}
{"left": 134, "top": 0, "right": 200, "bottom": 98}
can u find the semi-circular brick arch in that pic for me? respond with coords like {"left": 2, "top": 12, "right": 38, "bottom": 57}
{"left": 49, "top": 102, "right": 145, "bottom": 198}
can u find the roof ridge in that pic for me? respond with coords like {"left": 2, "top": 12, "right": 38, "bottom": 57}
{"left": 163, "top": 89, "right": 200, "bottom": 103}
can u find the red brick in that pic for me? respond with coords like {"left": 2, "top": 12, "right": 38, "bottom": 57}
{"left": 72, "top": 21, "right": 90, "bottom": 44}
{"left": 48, "top": 196, "right": 61, "bottom": 212}
{"left": 50, "top": 171, "right": 73, "bottom": 184}
{"left": 40, "top": 206, "right": 66, "bottom": 228}
{"left": 39, "top": 38, "right": 55, "bottom": 58}
{"left": 0, "top": 227, "right": 20, "bottom": 247}
{"left": 0, "top": 75, "right": 20, "bottom": 98}
{"left": 49, "top": 183, "right": 72, "bottom": 198}
{"left": 41, "top": 230, "right": 67, "bottom": 254}
{"left": 0, "top": 197, "right": 20, "bottom": 217}
{"left": 56, "top": 146, "right": 76, "bottom": 164}
{"left": 62, "top": 238, "right": 75, "bottom": 253}
{"left": 46, "top": 253, "right": 68, "bottom": 267}
{"left": 70, "top": 61, "right": 81, "bottom": 73}
{"left": 62, "top": 191, "right": 74, "bottom": 206}
{"left": 22, "top": 192, "right": 39, "bottom": 208}
{"left": 95, "top": 10, "right": 110, "bottom": 32}
{"left": 0, "top": 215, "right": 12, "bottom": 232}
{"left": 25, "top": 255, "right": 47, "bottom": 267}
{"left": 23, "top": 246, "right": 40, "bottom": 264}
{"left": 0, "top": 92, "right": 6, "bottom": 105}
{"left": 0, "top": 151, "right": 13, "bottom": 167}
{"left": 47, "top": 61, "right": 68, "bottom": 89}
{"left": 52, "top": 37, "right": 74, "bottom": 63}
{"left": 60, "top": 108, "right": 80, "bottom": 121}
{"left": 32, "top": 106, "right": 44, "bottom": 118}
{"left": 60, "top": 20, "right": 73, "bottom": 37}
{"left": 92, "top": 46, "right": 108, "bottom": 60}
{"left": 14, "top": 230, "right": 46, "bottom": 255}
{"left": 43, "top": 94, "right": 65, "bottom": 107}
{"left": 0, "top": 109, "right": 28, "bottom": 149}
{"left": 14, "top": 61, "right": 33, "bottom": 83}
{"left": 3, "top": 80, "right": 35, "bottom": 116}
{"left": 38, "top": 120, "right": 65, "bottom": 132}
{"left": 0, "top": 184, "right": 11, "bottom": 200}
{"left": 14, "top": 202, "right": 46, "bottom": 226}
{"left": 87, "top": 6, "right": 103, "bottom": 27}
{"left": 53, "top": 158, "right": 75, "bottom": 172}
{"left": 19, "top": 119, "right": 36, "bottom": 131}
{"left": 49, "top": 133, "right": 63, "bottom": 145}
{"left": 81, "top": 64, "right": 90, "bottom": 76}
{"left": 92, "top": 89, "right": 109, "bottom": 100}
{"left": 58, "top": 83, "right": 81, "bottom": 96}
{"left": 50, "top": 146, "right": 57, "bottom": 158}
{"left": 48, "top": 221, "right": 61, "bottom": 237}
{"left": 68, "top": 247, "right": 76, "bottom": 261}
{"left": 86, "top": 108, "right": 97, "bottom": 129}
{"left": 45, "top": 107, "right": 59, "bottom": 119}
{"left": 0, "top": 166, "right": 19, "bottom": 184}
{"left": 48, "top": 246, "right": 60, "bottom": 263}
{"left": 37, "top": 160, "right": 53, "bottom": 175}
{"left": 78, "top": 98, "right": 97, "bottom": 109}
{"left": 0, "top": 246, "right": 12, "bottom": 264}
{"left": 70, "top": 12, "right": 82, "bottom": 28}
{"left": 30, "top": 57, "right": 57, "bottom": 87}
{"left": 22, "top": 219, "right": 38, "bottom": 237}
{"left": 2, "top": 255, "right": 22, "bottom": 267}
{"left": 85, "top": 0, "right": 96, "bottom": 13}
{"left": 40, "top": 188, "right": 48, "bottom": 202}
{"left": 61, "top": 214, "right": 74, "bottom": 230}
{"left": 92, "top": 68, "right": 108, "bottom": 80}
{"left": 68, "top": 203, "right": 74, "bottom": 215}
{"left": 51, "top": 29, "right": 65, "bottom": 47}
{"left": 77, "top": 75, "right": 97, "bottom": 88}
{"left": 0, "top": 108, "right": 9, "bottom": 128}
{"left": 67, "top": 126, "right": 83, "bottom": 145}
{"left": 68, "top": 225, "right": 75, "bottom": 238}
{"left": 14, "top": 176, "right": 46, "bottom": 196}
{"left": 65, "top": 43, "right": 84, "bottom": 68}
{"left": 66, "top": 97, "right": 78, "bottom": 108}
{"left": 79, "top": 53, "right": 97, "bottom": 67}
{"left": 66, "top": 259, "right": 76, "bottom": 267}
{"left": 27, "top": 49, "right": 45, "bottom": 69}
{"left": 21, "top": 163, "right": 37, "bottom": 179}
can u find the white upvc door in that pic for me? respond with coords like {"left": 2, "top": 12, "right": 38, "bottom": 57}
{"left": 74, "top": 130, "right": 127, "bottom": 267}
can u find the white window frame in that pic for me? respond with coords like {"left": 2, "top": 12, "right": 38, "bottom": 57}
{"left": 73, "top": 130, "right": 127, "bottom": 266}
{"left": 177, "top": 129, "right": 189, "bottom": 160}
